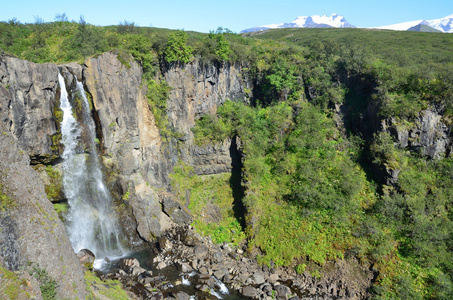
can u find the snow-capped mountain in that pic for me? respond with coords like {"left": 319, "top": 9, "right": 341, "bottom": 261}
{"left": 373, "top": 14, "right": 453, "bottom": 33}
{"left": 241, "top": 14, "right": 355, "bottom": 33}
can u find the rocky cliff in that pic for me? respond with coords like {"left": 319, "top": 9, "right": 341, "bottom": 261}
{"left": 0, "top": 51, "right": 250, "bottom": 256}
{"left": 0, "top": 120, "right": 86, "bottom": 299}
{"left": 383, "top": 106, "right": 452, "bottom": 159}
{"left": 82, "top": 53, "right": 249, "bottom": 240}
{"left": 164, "top": 62, "right": 249, "bottom": 175}
{"left": 0, "top": 56, "right": 60, "bottom": 164}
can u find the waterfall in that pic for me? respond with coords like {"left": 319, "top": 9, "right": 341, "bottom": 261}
{"left": 58, "top": 73, "right": 124, "bottom": 264}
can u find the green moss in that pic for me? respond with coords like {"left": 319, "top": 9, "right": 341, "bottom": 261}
{"left": 52, "top": 203, "right": 68, "bottom": 219}
{"left": 43, "top": 165, "right": 63, "bottom": 202}
{"left": 84, "top": 270, "right": 129, "bottom": 300}
{"left": 50, "top": 132, "right": 62, "bottom": 152}
{"left": 0, "top": 265, "right": 28, "bottom": 299}
{"left": 121, "top": 185, "right": 130, "bottom": 201}
{"left": 0, "top": 184, "right": 15, "bottom": 211}
{"left": 84, "top": 91, "right": 94, "bottom": 111}
{"left": 146, "top": 79, "right": 174, "bottom": 140}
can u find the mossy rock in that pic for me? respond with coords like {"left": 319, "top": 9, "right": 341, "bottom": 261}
{"left": 33, "top": 165, "right": 64, "bottom": 202}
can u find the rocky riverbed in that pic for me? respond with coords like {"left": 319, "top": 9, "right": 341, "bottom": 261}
{"left": 85, "top": 226, "right": 371, "bottom": 300}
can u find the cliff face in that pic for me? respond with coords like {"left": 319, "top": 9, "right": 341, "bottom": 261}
{"left": 164, "top": 62, "right": 249, "bottom": 175}
{"left": 0, "top": 119, "right": 86, "bottom": 299}
{"left": 0, "top": 52, "right": 250, "bottom": 264}
{"left": 83, "top": 52, "right": 173, "bottom": 241}
{"left": 82, "top": 54, "right": 249, "bottom": 240}
{"left": 383, "top": 107, "right": 452, "bottom": 159}
{"left": 0, "top": 56, "right": 60, "bottom": 164}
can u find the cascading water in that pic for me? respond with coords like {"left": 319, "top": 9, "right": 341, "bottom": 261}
{"left": 58, "top": 73, "right": 124, "bottom": 266}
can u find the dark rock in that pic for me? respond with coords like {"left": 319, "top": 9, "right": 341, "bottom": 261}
{"left": 176, "top": 262, "right": 193, "bottom": 273}
{"left": 223, "top": 274, "right": 232, "bottom": 283}
{"left": 253, "top": 271, "right": 266, "bottom": 285}
{"left": 213, "top": 268, "right": 229, "bottom": 280}
{"left": 137, "top": 271, "right": 154, "bottom": 285}
{"left": 228, "top": 252, "right": 239, "bottom": 260}
{"left": 0, "top": 56, "right": 60, "bottom": 164}
{"left": 125, "top": 281, "right": 153, "bottom": 299}
{"left": 118, "top": 257, "right": 141, "bottom": 274}
{"left": 160, "top": 191, "right": 192, "bottom": 225}
{"left": 260, "top": 282, "right": 273, "bottom": 293}
{"left": 198, "top": 274, "right": 216, "bottom": 288}
{"left": 0, "top": 120, "right": 87, "bottom": 299}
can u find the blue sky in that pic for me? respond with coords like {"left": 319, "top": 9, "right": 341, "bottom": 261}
{"left": 1, "top": 0, "right": 452, "bottom": 33}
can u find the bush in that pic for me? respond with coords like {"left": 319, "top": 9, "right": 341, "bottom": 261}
{"left": 164, "top": 30, "right": 193, "bottom": 64}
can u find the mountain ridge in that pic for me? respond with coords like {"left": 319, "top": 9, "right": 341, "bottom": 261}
{"left": 366, "top": 14, "right": 453, "bottom": 32}
{"left": 241, "top": 13, "right": 355, "bottom": 33}
{"left": 242, "top": 13, "right": 453, "bottom": 33}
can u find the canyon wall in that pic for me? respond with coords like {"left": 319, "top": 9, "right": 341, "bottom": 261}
{"left": 0, "top": 56, "right": 86, "bottom": 298}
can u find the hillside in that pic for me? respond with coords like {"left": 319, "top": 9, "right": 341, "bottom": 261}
{"left": 0, "top": 20, "right": 453, "bottom": 299}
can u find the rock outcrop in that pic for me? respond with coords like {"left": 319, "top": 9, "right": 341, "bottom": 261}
{"left": 0, "top": 55, "right": 60, "bottom": 164}
{"left": 383, "top": 106, "right": 452, "bottom": 159}
{"left": 83, "top": 52, "right": 174, "bottom": 240}
{"left": 0, "top": 123, "right": 86, "bottom": 299}
{"left": 164, "top": 62, "right": 250, "bottom": 175}
{"left": 82, "top": 53, "right": 250, "bottom": 240}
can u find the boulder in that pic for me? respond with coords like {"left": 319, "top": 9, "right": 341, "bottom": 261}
{"left": 158, "top": 237, "right": 173, "bottom": 251}
{"left": 176, "top": 262, "right": 193, "bottom": 273}
{"left": 241, "top": 285, "right": 257, "bottom": 298}
{"left": 172, "top": 291, "right": 190, "bottom": 300}
{"left": 77, "top": 249, "right": 95, "bottom": 269}
{"left": 253, "top": 271, "right": 266, "bottom": 285}
{"left": 118, "top": 257, "right": 141, "bottom": 274}
{"left": 194, "top": 244, "right": 209, "bottom": 259}
{"left": 160, "top": 192, "right": 192, "bottom": 225}
{"left": 275, "top": 284, "right": 291, "bottom": 299}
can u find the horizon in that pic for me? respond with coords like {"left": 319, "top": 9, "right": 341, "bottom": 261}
{"left": 1, "top": 0, "right": 453, "bottom": 33}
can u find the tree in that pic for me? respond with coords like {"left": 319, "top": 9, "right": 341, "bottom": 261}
{"left": 164, "top": 30, "right": 193, "bottom": 64}
{"left": 208, "top": 27, "right": 231, "bottom": 61}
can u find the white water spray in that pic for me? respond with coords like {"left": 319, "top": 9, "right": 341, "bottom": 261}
{"left": 58, "top": 73, "right": 124, "bottom": 263}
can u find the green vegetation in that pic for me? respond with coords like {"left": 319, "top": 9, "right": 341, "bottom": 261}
{"left": 0, "top": 265, "right": 31, "bottom": 299}
{"left": 0, "top": 184, "right": 14, "bottom": 211}
{"left": 28, "top": 263, "right": 57, "bottom": 300}
{"left": 170, "top": 162, "right": 246, "bottom": 246}
{"left": 165, "top": 30, "right": 193, "bottom": 64}
{"left": 146, "top": 79, "right": 172, "bottom": 139}
{"left": 2, "top": 18, "right": 453, "bottom": 299}
{"left": 43, "top": 165, "right": 63, "bottom": 202}
{"left": 52, "top": 203, "right": 68, "bottom": 220}
{"left": 84, "top": 270, "right": 130, "bottom": 300}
